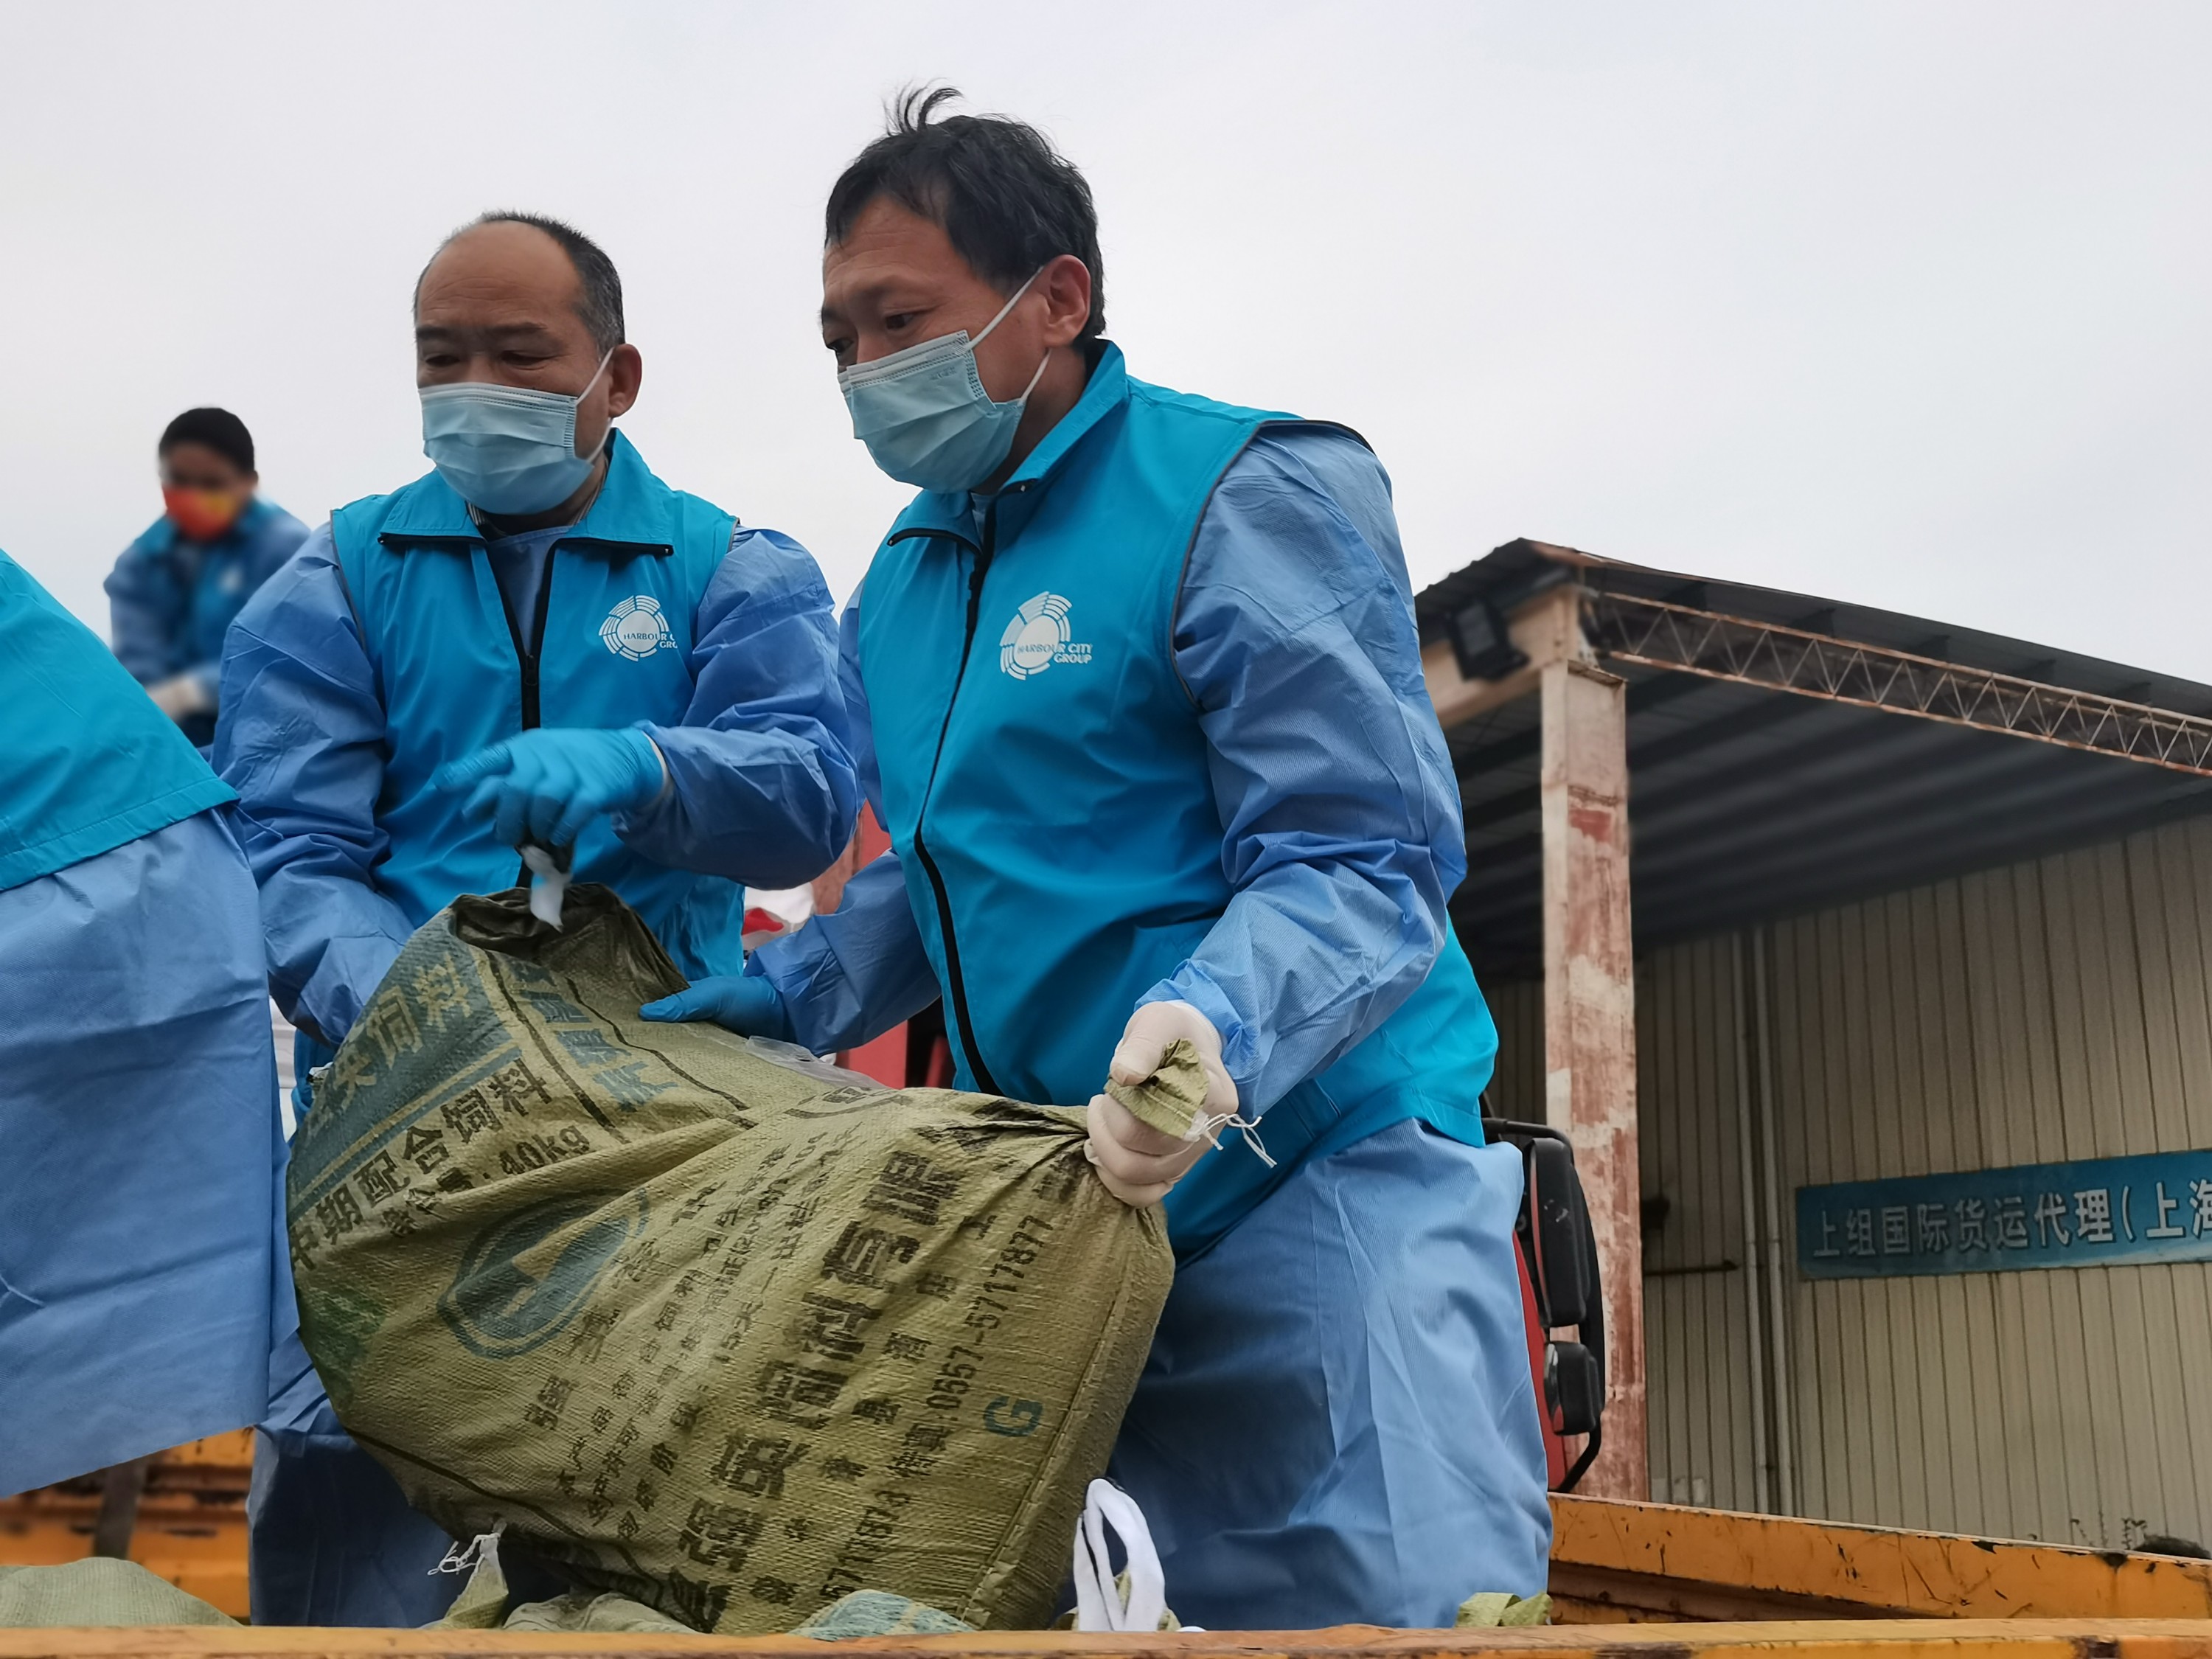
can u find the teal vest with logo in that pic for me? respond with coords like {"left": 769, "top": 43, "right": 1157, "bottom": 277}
{"left": 855, "top": 345, "right": 1497, "bottom": 1259}
{"left": 0, "top": 549, "right": 233, "bottom": 893}
{"left": 329, "top": 432, "right": 745, "bottom": 978}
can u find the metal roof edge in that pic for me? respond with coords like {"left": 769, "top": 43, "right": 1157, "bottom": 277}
{"left": 1416, "top": 542, "right": 2212, "bottom": 712}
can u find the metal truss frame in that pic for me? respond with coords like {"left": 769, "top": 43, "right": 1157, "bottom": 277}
{"left": 1582, "top": 589, "right": 2212, "bottom": 778}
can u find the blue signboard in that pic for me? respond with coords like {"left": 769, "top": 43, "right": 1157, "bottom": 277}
{"left": 1798, "top": 1150, "right": 2212, "bottom": 1279}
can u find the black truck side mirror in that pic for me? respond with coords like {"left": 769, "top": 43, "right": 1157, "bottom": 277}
{"left": 1484, "top": 1116, "right": 1607, "bottom": 1491}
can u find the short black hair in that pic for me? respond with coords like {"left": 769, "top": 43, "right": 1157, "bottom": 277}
{"left": 419, "top": 211, "right": 626, "bottom": 352}
{"left": 826, "top": 86, "right": 1105, "bottom": 342}
{"left": 159, "top": 407, "right": 254, "bottom": 473}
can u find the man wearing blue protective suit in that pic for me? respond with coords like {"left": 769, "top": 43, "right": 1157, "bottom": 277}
{"left": 216, "top": 211, "right": 860, "bottom": 1625}
{"left": 644, "top": 90, "right": 1553, "bottom": 1629}
{"left": 106, "top": 406, "right": 308, "bottom": 749}
{"left": 0, "top": 549, "right": 279, "bottom": 1499}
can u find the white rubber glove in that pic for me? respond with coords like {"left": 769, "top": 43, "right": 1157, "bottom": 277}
{"left": 1085, "top": 1001, "right": 1237, "bottom": 1208}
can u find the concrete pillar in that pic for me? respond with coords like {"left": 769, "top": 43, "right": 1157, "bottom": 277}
{"left": 1540, "top": 651, "right": 1646, "bottom": 1499}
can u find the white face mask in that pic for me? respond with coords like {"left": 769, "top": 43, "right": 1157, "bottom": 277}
{"left": 835, "top": 272, "right": 1049, "bottom": 493}
{"left": 420, "top": 350, "right": 614, "bottom": 515}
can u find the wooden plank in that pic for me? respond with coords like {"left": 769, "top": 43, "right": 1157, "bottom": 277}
{"left": 1539, "top": 655, "right": 1643, "bottom": 1498}
{"left": 1548, "top": 1495, "right": 2212, "bottom": 1621}
{"left": 9, "top": 1620, "right": 2212, "bottom": 1659}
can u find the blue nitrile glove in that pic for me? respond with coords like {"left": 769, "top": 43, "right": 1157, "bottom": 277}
{"left": 641, "top": 974, "right": 793, "bottom": 1039}
{"left": 435, "top": 727, "right": 667, "bottom": 849}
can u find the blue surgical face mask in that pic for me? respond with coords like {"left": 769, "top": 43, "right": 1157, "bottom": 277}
{"left": 420, "top": 350, "right": 614, "bottom": 515}
{"left": 838, "top": 271, "right": 1049, "bottom": 493}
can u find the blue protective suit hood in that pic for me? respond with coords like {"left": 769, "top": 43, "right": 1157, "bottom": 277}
{"left": 0, "top": 549, "right": 232, "bottom": 891}
{"left": 0, "top": 552, "right": 277, "bottom": 1495}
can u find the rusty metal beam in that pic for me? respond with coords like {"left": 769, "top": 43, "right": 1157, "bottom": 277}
{"left": 1540, "top": 651, "right": 1645, "bottom": 1499}
{"left": 1583, "top": 590, "right": 2212, "bottom": 777}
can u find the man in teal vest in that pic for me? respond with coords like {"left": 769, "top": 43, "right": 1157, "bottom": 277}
{"left": 105, "top": 406, "right": 309, "bottom": 751}
{"left": 647, "top": 91, "right": 1552, "bottom": 1627}
{"left": 216, "top": 212, "right": 859, "bottom": 1625}
{"left": 0, "top": 549, "right": 280, "bottom": 1498}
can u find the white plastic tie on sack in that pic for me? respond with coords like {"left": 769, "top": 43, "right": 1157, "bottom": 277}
{"left": 1071, "top": 1478, "right": 1167, "bottom": 1633}
{"left": 520, "top": 844, "right": 570, "bottom": 930}
{"left": 1194, "top": 1109, "right": 1276, "bottom": 1169}
{"left": 431, "top": 1522, "right": 505, "bottom": 1576}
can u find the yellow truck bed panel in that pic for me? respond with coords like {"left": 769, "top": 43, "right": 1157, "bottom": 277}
{"left": 4, "top": 1618, "right": 2212, "bottom": 1659}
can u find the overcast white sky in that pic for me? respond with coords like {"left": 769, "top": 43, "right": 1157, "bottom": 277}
{"left": 2, "top": 3, "right": 2206, "bottom": 678}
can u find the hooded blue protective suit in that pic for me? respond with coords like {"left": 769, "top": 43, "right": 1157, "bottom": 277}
{"left": 740, "top": 348, "right": 1551, "bottom": 1626}
{"left": 215, "top": 434, "right": 858, "bottom": 1624}
{"left": 105, "top": 495, "right": 309, "bottom": 747}
{"left": 0, "top": 549, "right": 280, "bottom": 1498}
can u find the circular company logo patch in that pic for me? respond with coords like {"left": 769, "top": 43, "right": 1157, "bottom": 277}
{"left": 1000, "top": 591, "right": 1089, "bottom": 679}
{"left": 437, "top": 1191, "right": 649, "bottom": 1358}
{"left": 600, "top": 594, "right": 675, "bottom": 660}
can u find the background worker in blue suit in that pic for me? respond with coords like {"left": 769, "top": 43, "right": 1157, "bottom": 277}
{"left": 216, "top": 210, "right": 860, "bottom": 1626}
{"left": 646, "top": 89, "right": 1554, "bottom": 1630}
{"left": 0, "top": 549, "right": 280, "bottom": 1500}
{"left": 106, "top": 407, "right": 308, "bottom": 748}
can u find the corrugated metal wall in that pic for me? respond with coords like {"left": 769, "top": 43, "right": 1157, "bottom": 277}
{"left": 1476, "top": 814, "right": 2212, "bottom": 1548}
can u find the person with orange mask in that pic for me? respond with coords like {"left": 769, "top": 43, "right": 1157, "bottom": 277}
{"left": 105, "top": 408, "right": 307, "bottom": 748}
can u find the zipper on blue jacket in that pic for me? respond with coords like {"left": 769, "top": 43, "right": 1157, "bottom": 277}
{"left": 505, "top": 554, "right": 558, "bottom": 888}
{"left": 904, "top": 499, "right": 1012, "bottom": 1098}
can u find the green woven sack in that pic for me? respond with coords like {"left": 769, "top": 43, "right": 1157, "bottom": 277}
{"left": 288, "top": 885, "right": 1175, "bottom": 1635}
{"left": 0, "top": 1560, "right": 236, "bottom": 1628}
